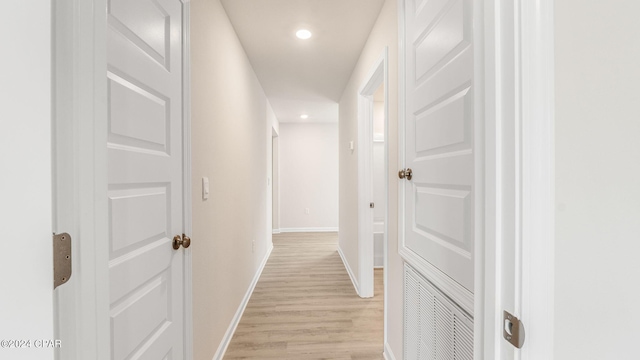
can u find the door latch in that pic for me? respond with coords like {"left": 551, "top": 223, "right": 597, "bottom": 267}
{"left": 53, "top": 233, "right": 72, "bottom": 289}
{"left": 503, "top": 310, "right": 525, "bottom": 348}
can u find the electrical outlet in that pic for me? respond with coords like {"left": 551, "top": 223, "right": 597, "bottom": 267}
{"left": 305, "top": 208, "right": 310, "bottom": 215}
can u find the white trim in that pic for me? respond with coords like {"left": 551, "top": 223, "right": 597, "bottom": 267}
{"left": 481, "top": 1, "right": 500, "bottom": 357}
{"left": 384, "top": 342, "right": 398, "bottom": 360}
{"left": 53, "top": 0, "right": 110, "bottom": 358}
{"left": 181, "top": 1, "right": 193, "bottom": 359}
{"left": 337, "top": 246, "right": 360, "bottom": 296}
{"left": 519, "top": 0, "right": 555, "bottom": 359}
{"left": 278, "top": 227, "right": 338, "bottom": 233}
{"left": 357, "top": 48, "right": 389, "bottom": 301}
{"left": 482, "top": 1, "right": 555, "bottom": 359}
{"left": 272, "top": 229, "right": 281, "bottom": 234}
{"left": 212, "top": 243, "right": 274, "bottom": 360}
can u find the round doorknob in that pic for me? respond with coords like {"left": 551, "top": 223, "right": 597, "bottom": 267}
{"left": 182, "top": 234, "right": 191, "bottom": 248}
{"left": 172, "top": 234, "right": 191, "bottom": 250}
{"left": 399, "top": 169, "right": 406, "bottom": 179}
{"left": 405, "top": 168, "right": 413, "bottom": 181}
{"left": 173, "top": 235, "right": 182, "bottom": 250}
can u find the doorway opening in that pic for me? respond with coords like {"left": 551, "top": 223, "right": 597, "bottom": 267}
{"left": 356, "top": 49, "right": 389, "bottom": 351}
{"left": 357, "top": 48, "right": 388, "bottom": 298}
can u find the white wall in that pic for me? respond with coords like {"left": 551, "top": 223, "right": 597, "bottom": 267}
{"left": 555, "top": 1, "right": 640, "bottom": 359}
{"left": 0, "top": 3, "right": 54, "bottom": 359}
{"left": 338, "top": 0, "right": 402, "bottom": 356}
{"left": 279, "top": 123, "right": 339, "bottom": 231}
{"left": 191, "top": 1, "right": 274, "bottom": 358}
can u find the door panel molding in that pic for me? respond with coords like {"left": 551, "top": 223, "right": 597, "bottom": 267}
{"left": 399, "top": 0, "right": 479, "bottom": 314}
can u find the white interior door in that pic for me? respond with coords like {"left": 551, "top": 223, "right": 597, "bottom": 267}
{"left": 402, "top": 0, "right": 479, "bottom": 301}
{"left": 107, "top": 0, "right": 185, "bottom": 359}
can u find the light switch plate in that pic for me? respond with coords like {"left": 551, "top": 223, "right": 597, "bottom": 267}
{"left": 202, "top": 177, "right": 209, "bottom": 200}
{"left": 349, "top": 141, "right": 354, "bottom": 151}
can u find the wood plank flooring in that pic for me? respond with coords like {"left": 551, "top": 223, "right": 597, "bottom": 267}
{"left": 223, "top": 232, "right": 384, "bottom": 360}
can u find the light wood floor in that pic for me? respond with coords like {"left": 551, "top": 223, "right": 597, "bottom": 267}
{"left": 223, "top": 232, "right": 384, "bottom": 360}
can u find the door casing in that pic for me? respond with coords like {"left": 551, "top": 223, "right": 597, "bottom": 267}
{"left": 356, "top": 47, "right": 390, "bottom": 347}
{"left": 52, "top": 0, "right": 193, "bottom": 359}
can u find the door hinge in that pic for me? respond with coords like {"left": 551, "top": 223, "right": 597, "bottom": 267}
{"left": 53, "top": 233, "right": 72, "bottom": 289}
{"left": 503, "top": 310, "right": 525, "bottom": 349}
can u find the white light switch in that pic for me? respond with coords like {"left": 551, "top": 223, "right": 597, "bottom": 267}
{"left": 202, "top": 177, "right": 209, "bottom": 200}
{"left": 349, "top": 141, "right": 354, "bottom": 151}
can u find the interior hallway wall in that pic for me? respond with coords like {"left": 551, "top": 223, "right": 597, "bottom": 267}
{"left": 337, "top": 0, "right": 402, "bottom": 356}
{"left": 279, "top": 123, "right": 339, "bottom": 231}
{"left": 555, "top": 1, "right": 640, "bottom": 358}
{"left": 191, "top": 0, "right": 274, "bottom": 358}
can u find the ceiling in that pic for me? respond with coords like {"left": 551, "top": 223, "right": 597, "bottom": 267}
{"left": 220, "top": 0, "right": 386, "bottom": 123}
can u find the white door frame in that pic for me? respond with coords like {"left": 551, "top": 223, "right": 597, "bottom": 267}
{"left": 482, "top": 0, "right": 554, "bottom": 358}
{"left": 356, "top": 47, "right": 389, "bottom": 343}
{"left": 53, "top": 1, "right": 193, "bottom": 359}
{"left": 397, "top": 0, "right": 554, "bottom": 358}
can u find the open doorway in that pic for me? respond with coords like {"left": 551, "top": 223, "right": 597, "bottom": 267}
{"left": 357, "top": 48, "right": 388, "bottom": 302}
{"left": 271, "top": 129, "right": 280, "bottom": 234}
{"left": 371, "top": 82, "right": 386, "bottom": 311}
{"left": 372, "top": 84, "right": 385, "bottom": 274}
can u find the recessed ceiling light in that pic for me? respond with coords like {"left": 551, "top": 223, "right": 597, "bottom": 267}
{"left": 296, "top": 29, "right": 312, "bottom": 40}
{"left": 300, "top": 114, "right": 309, "bottom": 119}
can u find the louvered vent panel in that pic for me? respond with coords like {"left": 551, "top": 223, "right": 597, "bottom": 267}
{"left": 405, "top": 267, "right": 421, "bottom": 360}
{"left": 435, "top": 299, "right": 453, "bottom": 360}
{"left": 404, "top": 264, "right": 474, "bottom": 360}
{"left": 453, "top": 316, "right": 473, "bottom": 360}
{"left": 419, "top": 285, "right": 434, "bottom": 360}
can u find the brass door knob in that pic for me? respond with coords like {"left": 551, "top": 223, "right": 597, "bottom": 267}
{"left": 405, "top": 168, "right": 413, "bottom": 180}
{"left": 399, "top": 169, "right": 406, "bottom": 179}
{"left": 182, "top": 234, "right": 191, "bottom": 248}
{"left": 173, "top": 234, "right": 191, "bottom": 249}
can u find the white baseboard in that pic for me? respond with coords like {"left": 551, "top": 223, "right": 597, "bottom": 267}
{"left": 384, "top": 342, "right": 397, "bottom": 360}
{"left": 212, "top": 243, "right": 274, "bottom": 360}
{"left": 337, "top": 245, "right": 360, "bottom": 296}
{"left": 279, "top": 227, "right": 338, "bottom": 233}
{"left": 272, "top": 229, "right": 281, "bottom": 234}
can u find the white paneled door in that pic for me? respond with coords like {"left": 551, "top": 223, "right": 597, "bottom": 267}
{"left": 107, "top": 0, "right": 185, "bottom": 359}
{"left": 401, "top": 0, "right": 479, "bottom": 307}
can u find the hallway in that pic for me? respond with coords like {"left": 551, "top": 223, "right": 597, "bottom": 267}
{"left": 224, "top": 233, "right": 384, "bottom": 359}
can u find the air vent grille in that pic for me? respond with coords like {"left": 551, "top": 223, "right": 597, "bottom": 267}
{"left": 404, "top": 264, "right": 473, "bottom": 360}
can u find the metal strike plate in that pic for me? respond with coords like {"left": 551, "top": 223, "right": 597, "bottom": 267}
{"left": 53, "top": 233, "right": 72, "bottom": 289}
{"left": 503, "top": 310, "right": 525, "bottom": 348}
